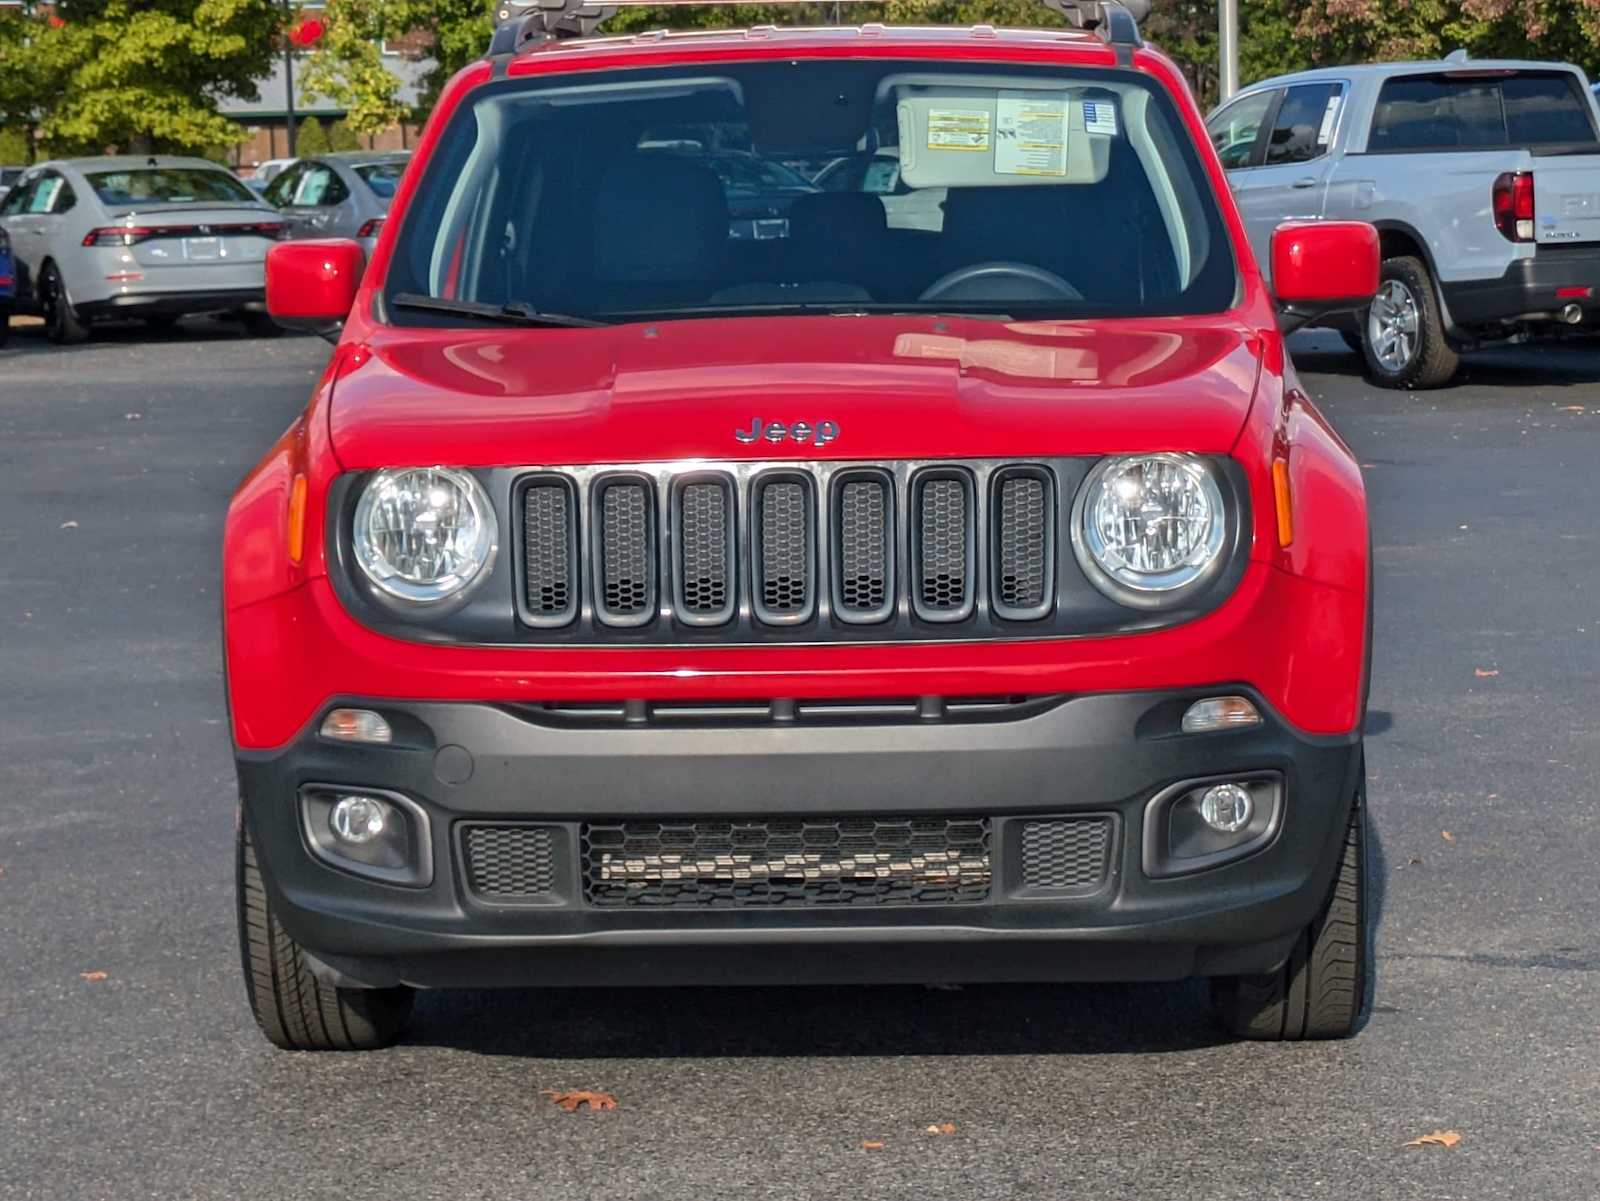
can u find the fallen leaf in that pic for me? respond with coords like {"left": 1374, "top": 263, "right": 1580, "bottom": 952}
{"left": 541, "top": 1089, "right": 616, "bottom": 1112}
{"left": 924, "top": 1123, "right": 957, "bottom": 1136}
{"left": 59, "top": 520, "right": 79, "bottom": 530}
{"left": 79, "top": 970, "right": 108, "bottom": 982}
{"left": 1474, "top": 668, "right": 1499, "bottom": 678}
{"left": 1407, "top": 856, "right": 1424, "bottom": 866}
{"left": 1404, "top": 1130, "right": 1462, "bottom": 1149}
{"left": 861, "top": 1140, "right": 886, "bottom": 1151}
{"left": 1441, "top": 831, "right": 1456, "bottom": 843}
{"left": 1560, "top": 405, "right": 1585, "bottom": 413}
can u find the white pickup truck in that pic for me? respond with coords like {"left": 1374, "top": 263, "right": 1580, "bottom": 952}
{"left": 1208, "top": 55, "right": 1600, "bottom": 387}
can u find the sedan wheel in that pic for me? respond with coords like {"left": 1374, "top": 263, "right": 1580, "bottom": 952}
{"left": 42, "top": 264, "right": 89, "bottom": 345}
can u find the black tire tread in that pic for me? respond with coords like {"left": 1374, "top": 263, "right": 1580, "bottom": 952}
{"left": 1361, "top": 255, "right": 1459, "bottom": 390}
{"left": 42, "top": 262, "right": 88, "bottom": 345}
{"left": 1211, "top": 779, "right": 1368, "bottom": 1041}
{"left": 235, "top": 815, "right": 412, "bottom": 1051}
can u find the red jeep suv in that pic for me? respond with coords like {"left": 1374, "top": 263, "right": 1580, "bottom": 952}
{"left": 225, "top": 0, "right": 1379, "bottom": 1050}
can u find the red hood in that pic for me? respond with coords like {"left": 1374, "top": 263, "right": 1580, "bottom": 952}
{"left": 328, "top": 314, "right": 1264, "bottom": 468}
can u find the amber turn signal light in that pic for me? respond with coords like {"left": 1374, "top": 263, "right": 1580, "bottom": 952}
{"left": 1271, "top": 458, "right": 1293, "bottom": 548}
{"left": 286, "top": 473, "right": 308, "bottom": 564}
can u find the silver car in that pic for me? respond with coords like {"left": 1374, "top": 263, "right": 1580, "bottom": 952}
{"left": 262, "top": 152, "right": 409, "bottom": 257}
{"left": 0, "top": 155, "right": 285, "bottom": 342}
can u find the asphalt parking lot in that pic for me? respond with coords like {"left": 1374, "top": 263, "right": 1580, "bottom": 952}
{"left": 3, "top": 318, "right": 1599, "bottom": 1201}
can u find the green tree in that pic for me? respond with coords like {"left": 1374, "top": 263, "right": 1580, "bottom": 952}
{"left": 328, "top": 116, "right": 363, "bottom": 150}
{"left": 296, "top": 115, "right": 331, "bottom": 155}
{"left": 298, "top": 0, "right": 411, "bottom": 135}
{"left": 0, "top": 125, "right": 29, "bottom": 165}
{"left": 293, "top": 0, "right": 1600, "bottom": 136}
{"left": 302, "top": 0, "right": 489, "bottom": 125}
{"left": 15, "top": 0, "right": 280, "bottom": 157}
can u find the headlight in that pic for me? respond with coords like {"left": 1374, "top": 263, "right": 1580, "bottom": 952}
{"left": 1072, "top": 453, "right": 1227, "bottom": 606}
{"left": 352, "top": 467, "right": 497, "bottom": 604}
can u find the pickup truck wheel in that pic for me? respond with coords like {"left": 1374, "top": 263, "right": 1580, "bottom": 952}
{"left": 1210, "top": 773, "right": 1369, "bottom": 1041}
{"left": 1360, "top": 257, "right": 1459, "bottom": 389}
{"left": 236, "top": 814, "right": 413, "bottom": 1051}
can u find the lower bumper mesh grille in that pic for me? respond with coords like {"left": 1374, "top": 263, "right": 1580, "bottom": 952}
{"left": 1019, "top": 818, "right": 1113, "bottom": 891}
{"left": 461, "top": 823, "right": 558, "bottom": 899}
{"left": 582, "top": 817, "right": 992, "bottom": 908}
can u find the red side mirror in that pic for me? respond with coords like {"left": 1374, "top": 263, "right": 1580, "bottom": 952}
{"left": 1270, "top": 221, "right": 1379, "bottom": 325}
{"left": 266, "top": 239, "right": 364, "bottom": 329}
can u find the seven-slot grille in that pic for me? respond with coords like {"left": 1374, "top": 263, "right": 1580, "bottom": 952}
{"left": 582, "top": 817, "right": 992, "bottom": 908}
{"left": 515, "top": 462, "right": 1058, "bottom": 638}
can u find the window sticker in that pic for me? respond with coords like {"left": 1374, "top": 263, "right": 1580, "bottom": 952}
{"left": 995, "top": 92, "right": 1068, "bottom": 177}
{"left": 1083, "top": 99, "right": 1118, "bottom": 136}
{"left": 927, "top": 108, "right": 992, "bottom": 152}
{"left": 1317, "top": 93, "right": 1341, "bottom": 145}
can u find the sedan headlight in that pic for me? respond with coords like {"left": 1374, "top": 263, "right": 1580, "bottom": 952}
{"left": 1072, "top": 453, "right": 1227, "bottom": 606}
{"left": 352, "top": 467, "right": 497, "bottom": 604}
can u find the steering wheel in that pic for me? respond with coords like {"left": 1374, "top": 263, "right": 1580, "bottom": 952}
{"left": 919, "top": 261, "right": 1082, "bottom": 304}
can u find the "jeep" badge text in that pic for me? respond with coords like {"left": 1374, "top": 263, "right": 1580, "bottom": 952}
{"left": 735, "top": 417, "right": 839, "bottom": 447}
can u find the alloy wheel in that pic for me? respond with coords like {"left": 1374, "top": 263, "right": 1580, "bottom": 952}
{"left": 1366, "top": 279, "right": 1419, "bottom": 374}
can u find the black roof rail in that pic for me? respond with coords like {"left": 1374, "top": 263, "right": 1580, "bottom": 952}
{"left": 487, "top": 0, "right": 1150, "bottom": 56}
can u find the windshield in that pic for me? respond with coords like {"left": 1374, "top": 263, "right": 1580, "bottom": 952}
{"left": 354, "top": 160, "right": 406, "bottom": 199}
{"left": 385, "top": 61, "right": 1237, "bottom": 324}
{"left": 85, "top": 167, "right": 255, "bottom": 207}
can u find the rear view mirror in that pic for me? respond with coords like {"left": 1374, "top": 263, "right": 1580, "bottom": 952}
{"left": 1270, "top": 220, "right": 1379, "bottom": 333}
{"left": 266, "top": 239, "right": 365, "bottom": 341}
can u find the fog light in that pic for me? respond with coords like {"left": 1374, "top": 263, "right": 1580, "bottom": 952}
{"left": 1181, "top": 696, "right": 1262, "bottom": 734}
{"left": 1199, "top": 783, "right": 1254, "bottom": 833}
{"left": 300, "top": 786, "right": 432, "bottom": 887}
{"left": 330, "top": 794, "right": 388, "bottom": 844}
{"left": 320, "top": 708, "right": 393, "bottom": 744}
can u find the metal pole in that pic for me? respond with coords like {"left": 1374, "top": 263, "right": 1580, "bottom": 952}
{"left": 283, "top": 0, "right": 298, "bottom": 156}
{"left": 1218, "top": 0, "right": 1239, "bottom": 102}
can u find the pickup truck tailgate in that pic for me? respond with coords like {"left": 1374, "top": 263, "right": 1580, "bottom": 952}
{"left": 1534, "top": 155, "right": 1600, "bottom": 244}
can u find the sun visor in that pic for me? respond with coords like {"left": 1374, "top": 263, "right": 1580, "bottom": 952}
{"left": 894, "top": 84, "right": 1115, "bottom": 188}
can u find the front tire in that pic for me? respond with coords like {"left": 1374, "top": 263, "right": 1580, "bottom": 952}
{"left": 41, "top": 262, "right": 89, "bottom": 345}
{"left": 1359, "top": 256, "right": 1459, "bottom": 389}
{"left": 1211, "top": 773, "right": 1370, "bottom": 1041}
{"left": 236, "top": 814, "right": 413, "bottom": 1051}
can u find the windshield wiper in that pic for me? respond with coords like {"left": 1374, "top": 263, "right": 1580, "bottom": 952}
{"left": 391, "top": 293, "right": 610, "bottom": 329}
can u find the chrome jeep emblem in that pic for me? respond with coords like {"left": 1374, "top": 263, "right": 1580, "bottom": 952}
{"left": 735, "top": 417, "right": 839, "bottom": 447}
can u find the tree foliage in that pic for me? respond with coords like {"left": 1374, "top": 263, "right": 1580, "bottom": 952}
{"left": 0, "top": 0, "right": 280, "bottom": 156}
{"left": 295, "top": 114, "right": 331, "bottom": 155}
{"left": 297, "top": 0, "right": 412, "bottom": 134}
{"left": 328, "top": 116, "right": 363, "bottom": 150}
{"left": 610, "top": 0, "right": 1600, "bottom": 110}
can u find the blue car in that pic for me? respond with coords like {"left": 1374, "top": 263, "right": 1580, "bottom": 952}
{"left": 0, "top": 223, "right": 13, "bottom": 347}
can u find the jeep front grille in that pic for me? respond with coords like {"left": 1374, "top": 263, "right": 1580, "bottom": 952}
{"left": 595, "top": 478, "right": 653, "bottom": 625}
{"left": 582, "top": 817, "right": 992, "bottom": 908}
{"left": 674, "top": 478, "right": 735, "bottom": 623}
{"left": 834, "top": 474, "right": 892, "bottom": 621}
{"left": 508, "top": 460, "right": 1085, "bottom": 643}
{"left": 521, "top": 480, "right": 577, "bottom": 626}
